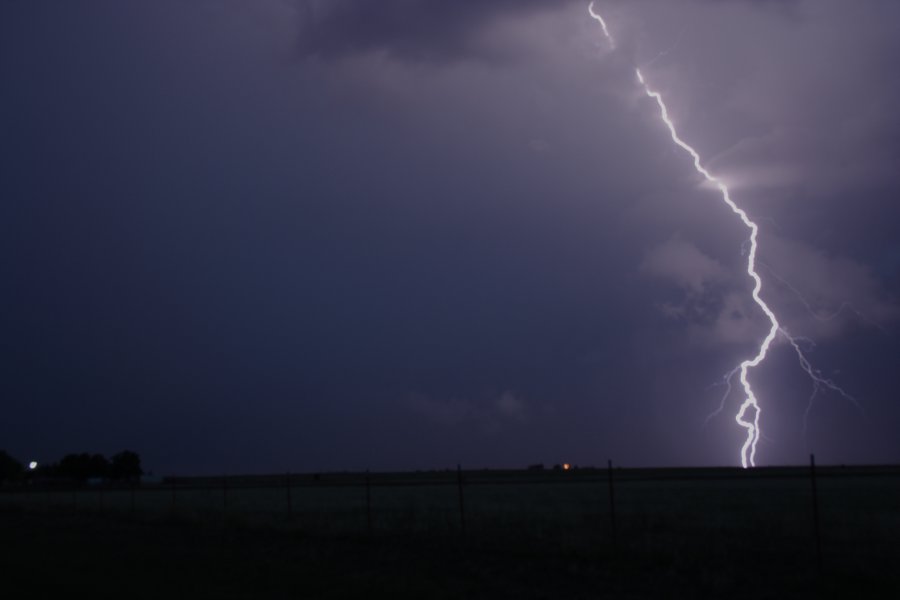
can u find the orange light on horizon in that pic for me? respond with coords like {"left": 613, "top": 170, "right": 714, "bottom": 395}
{"left": 563, "top": 463, "right": 571, "bottom": 471}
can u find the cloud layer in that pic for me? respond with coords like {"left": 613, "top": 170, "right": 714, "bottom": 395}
{"left": 1, "top": 0, "right": 898, "bottom": 472}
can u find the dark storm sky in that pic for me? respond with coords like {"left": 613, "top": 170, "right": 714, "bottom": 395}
{"left": 2, "top": 0, "right": 899, "bottom": 475}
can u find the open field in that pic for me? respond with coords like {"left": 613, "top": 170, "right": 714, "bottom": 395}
{"left": 2, "top": 465, "right": 899, "bottom": 597}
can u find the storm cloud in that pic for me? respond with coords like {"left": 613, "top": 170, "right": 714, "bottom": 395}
{"left": 295, "top": 0, "right": 575, "bottom": 62}
{"left": 1, "top": 0, "right": 898, "bottom": 473}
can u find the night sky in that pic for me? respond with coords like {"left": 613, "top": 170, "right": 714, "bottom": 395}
{"left": 3, "top": 0, "right": 899, "bottom": 475}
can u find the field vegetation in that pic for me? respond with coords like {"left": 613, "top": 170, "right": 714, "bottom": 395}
{"left": 2, "top": 465, "right": 898, "bottom": 597}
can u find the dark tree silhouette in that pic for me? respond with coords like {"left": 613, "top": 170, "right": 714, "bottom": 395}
{"left": 88, "top": 454, "right": 110, "bottom": 479}
{"left": 0, "top": 450, "right": 24, "bottom": 483}
{"left": 110, "top": 450, "right": 143, "bottom": 481}
{"left": 58, "top": 453, "right": 110, "bottom": 481}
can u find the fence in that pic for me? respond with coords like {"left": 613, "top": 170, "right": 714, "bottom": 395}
{"left": 2, "top": 458, "right": 899, "bottom": 573}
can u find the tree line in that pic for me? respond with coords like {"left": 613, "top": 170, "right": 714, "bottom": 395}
{"left": 0, "top": 449, "right": 143, "bottom": 484}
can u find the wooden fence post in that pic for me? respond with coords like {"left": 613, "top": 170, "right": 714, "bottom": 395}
{"left": 285, "top": 473, "right": 292, "bottom": 518}
{"left": 810, "top": 453, "right": 823, "bottom": 573}
{"left": 457, "top": 465, "right": 466, "bottom": 537}
{"left": 365, "top": 470, "right": 372, "bottom": 535}
{"left": 608, "top": 459, "right": 617, "bottom": 552}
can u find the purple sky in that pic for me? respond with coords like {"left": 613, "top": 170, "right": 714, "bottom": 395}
{"left": 2, "top": 0, "right": 899, "bottom": 475}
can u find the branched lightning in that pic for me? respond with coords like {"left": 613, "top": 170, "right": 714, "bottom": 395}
{"left": 785, "top": 335, "right": 864, "bottom": 435}
{"left": 588, "top": 2, "right": 859, "bottom": 467}
{"left": 760, "top": 261, "right": 888, "bottom": 333}
{"left": 638, "top": 64, "right": 777, "bottom": 467}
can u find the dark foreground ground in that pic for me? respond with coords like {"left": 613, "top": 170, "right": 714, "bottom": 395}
{"left": 1, "top": 506, "right": 896, "bottom": 599}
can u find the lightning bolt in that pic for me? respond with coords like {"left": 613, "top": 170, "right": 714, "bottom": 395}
{"left": 760, "top": 261, "right": 888, "bottom": 333}
{"left": 588, "top": 2, "right": 615, "bottom": 49}
{"left": 636, "top": 65, "right": 776, "bottom": 468}
{"left": 588, "top": 3, "right": 857, "bottom": 467}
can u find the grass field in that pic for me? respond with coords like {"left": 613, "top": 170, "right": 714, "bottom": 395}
{"left": 2, "top": 466, "right": 898, "bottom": 598}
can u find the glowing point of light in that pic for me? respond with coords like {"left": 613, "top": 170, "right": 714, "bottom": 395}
{"left": 563, "top": 463, "right": 571, "bottom": 471}
{"left": 29, "top": 461, "right": 38, "bottom": 470}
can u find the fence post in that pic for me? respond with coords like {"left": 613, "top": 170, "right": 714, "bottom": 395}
{"left": 810, "top": 453, "right": 823, "bottom": 573}
{"left": 223, "top": 475, "right": 228, "bottom": 512}
{"left": 365, "top": 470, "right": 372, "bottom": 535}
{"left": 457, "top": 464, "right": 466, "bottom": 537}
{"left": 285, "top": 473, "right": 292, "bottom": 518}
{"left": 607, "top": 459, "right": 617, "bottom": 553}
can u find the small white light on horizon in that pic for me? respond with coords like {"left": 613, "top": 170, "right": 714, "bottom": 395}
{"left": 29, "top": 461, "right": 38, "bottom": 470}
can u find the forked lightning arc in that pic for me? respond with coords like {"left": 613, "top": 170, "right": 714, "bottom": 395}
{"left": 588, "top": 2, "right": 857, "bottom": 467}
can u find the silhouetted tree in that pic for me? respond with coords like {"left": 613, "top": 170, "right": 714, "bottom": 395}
{"left": 88, "top": 453, "right": 110, "bottom": 479}
{"left": 34, "top": 462, "right": 58, "bottom": 478}
{"left": 110, "top": 450, "right": 143, "bottom": 481}
{"left": 58, "top": 453, "right": 110, "bottom": 481}
{"left": 0, "top": 450, "right": 24, "bottom": 483}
